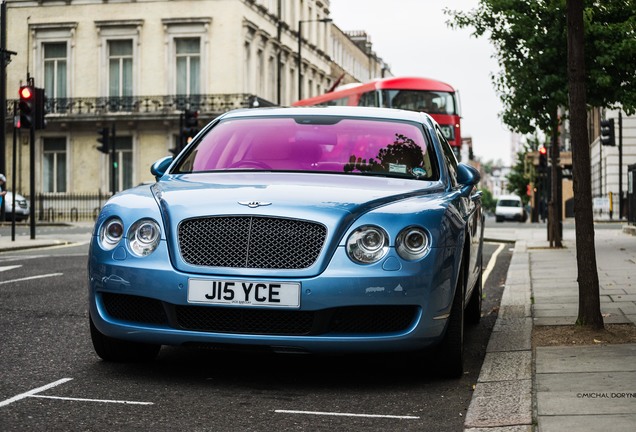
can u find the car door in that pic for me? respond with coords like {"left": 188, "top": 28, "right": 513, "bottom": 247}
{"left": 436, "top": 126, "right": 482, "bottom": 292}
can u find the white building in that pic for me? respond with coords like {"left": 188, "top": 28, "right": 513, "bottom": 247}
{"left": 590, "top": 109, "right": 636, "bottom": 219}
{"left": 2, "top": 0, "right": 387, "bottom": 205}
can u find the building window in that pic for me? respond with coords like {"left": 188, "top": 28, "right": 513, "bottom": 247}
{"left": 113, "top": 136, "right": 133, "bottom": 192}
{"left": 108, "top": 39, "right": 133, "bottom": 97}
{"left": 31, "top": 22, "right": 76, "bottom": 104}
{"left": 163, "top": 18, "right": 210, "bottom": 97}
{"left": 176, "top": 38, "right": 201, "bottom": 96}
{"left": 244, "top": 41, "right": 252, "bottom": 93}
{"left": 42, "top": 137, "right": 67, "bottom": 193}
{"left": 96, "top": 20, "right": 142, "bottom": 98}
{"left": 257, "top": 49, "right": 264, "bottom": 95}
{"left": 43, "top": 42, "right": 68, "bottom": 99}
{"left": 268, "top": 55, "right": 276, "bottom": 102}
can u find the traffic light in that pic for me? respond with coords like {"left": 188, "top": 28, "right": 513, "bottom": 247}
{"left": 600, "top": 119, "right": 615, "bottom": 146}
{"left": 96, "top": 127, "right": 110, "bottom": 153}
{"left": 183, "top": 109, "right": 199, "bottom": 142}
{"left": 538, "top": 146, "right": 548, "bottom": 173}
{"left": 34, "top": 87, "right": 48, "bottom": 130}
{"left": 18, "top": 85, "right": 35, "bottom": 129}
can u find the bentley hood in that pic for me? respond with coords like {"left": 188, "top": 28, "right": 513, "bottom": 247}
{"left": 151, "top": 172, "right": 444, "bottom": 225}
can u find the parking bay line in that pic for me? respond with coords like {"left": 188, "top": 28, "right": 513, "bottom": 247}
{"left": 0, "top": 378, "right": 153, "bottom": 407}
{"left": 0, "top": 273, "right": 63, "bottom": 285}
{"left": 483, "top": 242, "right": 505, "bottom": 286}
{"left": 0, "top": 378, "right": 73, "bottom": 407}
{"left": 29, "top": 394, "right": 153, "bottom": 405}
{"left": 275, "top": 409, "right": 419, "bottom": 420}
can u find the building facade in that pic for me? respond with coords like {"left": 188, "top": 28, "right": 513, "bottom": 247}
{"left": 2, "top": 0, "right": 387, "bottom": 213}
{"left": 590, "top": 108, "right": 636, "bottom": 219}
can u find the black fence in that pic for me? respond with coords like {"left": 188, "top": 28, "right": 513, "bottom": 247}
{"left": 5, "top": 93, "right": 273, "bottom": 119}
{"left": 29, "top": 192, "right": 113, "bottom": 223}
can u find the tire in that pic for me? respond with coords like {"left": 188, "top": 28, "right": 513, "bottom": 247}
{"left": 466, "top": 257, "right": 483, "bottom": 325}
{"left": 495, "top": 216, "right": 503, "bottom": 223}
{"left": 90, "top": 314, "right": 161, "bottom": 362}
{"left": 437, "top": 265, "right": 465, "bottom": 378}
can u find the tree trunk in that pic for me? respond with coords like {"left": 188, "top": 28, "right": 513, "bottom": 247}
{"left": 549, "top": 113, "right": 562, "bottom": 248}
{"left": 567, "top": 0, "right": 604, "bottom": 329}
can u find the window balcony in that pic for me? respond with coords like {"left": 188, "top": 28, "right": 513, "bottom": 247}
{"left": 5, "top": 93, "right": 276, "bottom": 123}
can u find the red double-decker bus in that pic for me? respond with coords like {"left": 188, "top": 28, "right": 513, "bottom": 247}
{"left": 293, "top": 76, "right": 462, "bottom": 149}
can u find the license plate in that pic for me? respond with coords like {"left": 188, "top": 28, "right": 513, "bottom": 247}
{"left": 188, "top": 279, "right": 300, "bottom": 308}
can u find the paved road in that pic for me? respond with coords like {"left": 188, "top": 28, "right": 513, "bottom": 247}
{"left": 1, "top": 229, "right": 511, "bottom": 431}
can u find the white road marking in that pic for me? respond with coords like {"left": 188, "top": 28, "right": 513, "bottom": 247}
{"left": 483, "top": 242, "right": 505, "bottom": 286}
{"left": 0, "top": 378, "right": 153, "bottom": 407}
{"left": 0, "top": 273, "right": 63, "bottom": 285}
{"left": 0, "top": 265, "right": 22, "bottom": 272}
{"left": 29, "top": 395, "right": 153, "bottom": 405}
{"left": 0, "top": 378, "right": 73, "bottom": 407}
{"left": 275, "top": 409, "right": 419, "bottom": 419}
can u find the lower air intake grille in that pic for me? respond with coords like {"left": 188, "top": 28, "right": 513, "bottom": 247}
{"left": 101, "top": 292, "right": 168, "bottom": 325}
{"left": 100, "top": 293, "right": 417, "bottom": 336}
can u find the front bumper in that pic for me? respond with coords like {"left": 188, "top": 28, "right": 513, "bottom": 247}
{"left": 88, "top": 239, "right": 456, "bottom": 354}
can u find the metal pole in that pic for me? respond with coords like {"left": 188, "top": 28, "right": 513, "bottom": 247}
{"left": 276, "top": 0, "right": 282, "bottom": 105}
{"left": 29, "top": 104, "right": 35, "bottom": 239}
{"left": 111, "top": 123, "right": 116, "bottom": 193}
{"left": 297, "top": 20, "right": 302, "bottom": 100}
{"left": 1, "top": 1, "right": 7, "bottom": 179}
{"left": 11, "top": 100, "right": 16, "bottom": 241}
{"left": 619, "top": 112, "right": 623, "bottom": 219}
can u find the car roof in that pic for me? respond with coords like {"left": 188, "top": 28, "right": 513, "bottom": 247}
{"left": 217, "top": 105, "right": 436, "bottom": 126}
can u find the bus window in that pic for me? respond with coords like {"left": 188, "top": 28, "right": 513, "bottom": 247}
{"left": 358, "top": 91, "right": 379, "bottom": 107}
{"left": 384, "top": 90, "right": 457, "bottom": 115}
{"left": 317, "top": 96, "right": 350, "bottom": 107}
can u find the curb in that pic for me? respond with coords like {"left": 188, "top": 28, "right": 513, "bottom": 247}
{"left": 0, "top": 240, "right": 75, "bottom": 252}
{"left": 464, "top": 239, "right": 534, "bottom": 431}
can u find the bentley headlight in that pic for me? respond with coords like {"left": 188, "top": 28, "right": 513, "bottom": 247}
{"left": 346, "top": 225, "right": 389, "bottom": 264}
{"left": 128, "top": 219, "right": 161, "bottom": 257}
{"left": 99, "top": 218, "right": 124, "bottom": 250}
{"left": 396, "top": 227, "right": 430, "bottom": 260}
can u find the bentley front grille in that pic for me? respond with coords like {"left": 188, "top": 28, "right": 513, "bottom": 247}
{"left": 178, "top": 216, "right": 327, "bottom": 269}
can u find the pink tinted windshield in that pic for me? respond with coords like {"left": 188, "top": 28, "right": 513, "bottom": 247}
{"left": 177, "top": 116, "right": 437, "bottom": 180}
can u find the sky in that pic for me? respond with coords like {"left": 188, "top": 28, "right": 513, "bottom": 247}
{"left": 329, "top": 0, "right": 513, "bottom": 165}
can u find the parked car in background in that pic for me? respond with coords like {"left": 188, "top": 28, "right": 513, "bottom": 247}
{"left": 88, "top": 106, "right": 484, "bottom": 378}
{"left": 495, "top": 194, "right": 527, "bottom": 222}
{"left": 3, "top": 192, "right": 30, "bottom": 222}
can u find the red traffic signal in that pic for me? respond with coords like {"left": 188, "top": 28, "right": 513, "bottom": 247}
{"left": 19, "top": 85, "right": 35, "bottom": 129}
{"left": 538, "top": 146, "right": 548, "bottom": 172}
{"left": 19, "top": 86, "right": 34, "bottom": 100}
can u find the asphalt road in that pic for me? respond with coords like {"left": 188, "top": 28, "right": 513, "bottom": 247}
{"left": 0, "top": 235, "right": 511, "bottom": 432}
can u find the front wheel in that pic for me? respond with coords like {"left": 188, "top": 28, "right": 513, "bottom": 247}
{"left": 90, "top": 314, "right": 160, "bottom": 362}
{"left": 436, "top": 266, "right": 465, "bottom": 378}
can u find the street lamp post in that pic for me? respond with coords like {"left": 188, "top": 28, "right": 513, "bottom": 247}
{"left": 297, "top": 18, "right": 332, "bottom": 101}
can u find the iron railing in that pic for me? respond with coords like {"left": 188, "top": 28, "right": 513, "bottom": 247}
{"left": 28, "top": 192, "right": 113, "bottom": 223}
{"left": 5, "top": 94, "right": 275, "bottom": 119}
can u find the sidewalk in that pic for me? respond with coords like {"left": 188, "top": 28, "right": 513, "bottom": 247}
{"left": 0, "top": 222, "right": 93, "bottom": 252}
{"left": 465, "top": 223, "right": 636, "bottom": 432}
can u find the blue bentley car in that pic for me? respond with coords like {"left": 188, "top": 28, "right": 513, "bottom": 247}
{"left": 88, "top": 106, "right": 484, "bottom": 377}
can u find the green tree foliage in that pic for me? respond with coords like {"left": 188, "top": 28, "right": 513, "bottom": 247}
{"left": 446, "top": 0, "right": 636, "bottom": 138}
{"left": 480, "top": 187, "right": 497, "bottom": 213}
{"left": 506, "top": 151, "right": 531, "bottom": 205}
{"left": 445, "top": 0, "right": 636, "bottom": 329}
